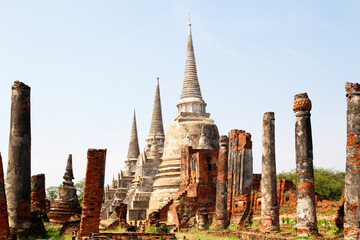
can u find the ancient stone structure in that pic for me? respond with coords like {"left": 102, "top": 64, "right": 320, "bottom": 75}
{"left": 149, "top": 23, "right": 219, "bottom": 212}
{"left": 293, "top": 93, "right": 318, "bottom": 236}
{"left": 102, "top": 111, "right": 139, "bottom": 219}
{"left": 162, "top": 147, "right": 218, "bottom": 228}
{"left": 116, "top": 203, "right": 128, "bottom": 228}
{"left": 0, "top": 153, "right": 9, "bottom": 239}
{"left": 6, "top": 81, "right": 32, "bottom": 232}
{"left": 227, "top": 130, "right": 253, "bottom": 227}
{"left": 261, "top": 112, "right": 279, "bottom": 232}
{"left": 31, "top": 174, "right": 47, "bottom": 218}
{"left": 215, "top": 135, "right": 229, "bottom": 230}
{"left": 344, "top": 82, "right": 360, "bottom": 239}
{"left": 197, "top": 208, "right": 209, "bottom": 230}
{"left": 125, "top": 110, "right": 141, "bottom": 176}
{"left": 48, "top": 154, "right": 81, "bottom": 223}
{"left": 123, "top": 78, "right": 165, "bottom": 220}
{"left": 79, "top": 149, "right": 107, "bottom": 238}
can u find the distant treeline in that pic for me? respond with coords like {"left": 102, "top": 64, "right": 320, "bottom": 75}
{"left": 277, "top": 168, "right": 345, "bottom": 201}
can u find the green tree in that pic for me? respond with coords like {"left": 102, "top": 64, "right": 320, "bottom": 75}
{"left": 46, "top": 185, "right": 60, "bottom": 200}
{"left": 277, "top": 167, "right": 344, "bottom": 201}
{"left": 75, "top": 178, "right": 85, "bottom": 206}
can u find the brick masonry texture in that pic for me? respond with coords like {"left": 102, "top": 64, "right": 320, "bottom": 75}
{"left": 79, "top": 149, "right": 107, "bottom": 238}
{"left": 89, "top": 232, "right": 177, "bottom": 239}
{"left": 6, "top": 81, "right": 32, "bottom": 231}
{"left": 261, "top": 112, "right": 280, "bottom": 232}
{"left": 344, "top": 82, "right": 360, "bottom": 239}
{"left": 215, "top": 135, "right": 229, "bottom": 230}
{"left": 227, "top": 129, "right": 253, "bottom": 228}
{"left": 0, "top": 153, "right": 9, "bottom": 239}
{"left": 31, "top": 174, "right": 46, "bottom": 217}
{"left": 293, "top": 93, "right": 318, "bottom": 237}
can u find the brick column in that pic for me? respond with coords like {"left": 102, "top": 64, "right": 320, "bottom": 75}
{"left": 197, "top": 208, "right": 209, "bottom": 230}
{"left": 6, "top": 81, "right": 31, "bottom": 231}
{"left": 293, "top": 93, "right": 318, "bottom": 237}
{"left": 227, "top": 130, "right": 253, "bottom": 228}
{"left": 31, "top": 174, "right": 46, "bottom": 217}
{"left": 0, "top": 153, "right": 9, "bottom": 239}
{"left": 79, "top": 149, "right": 107, "bottom": 238}
{"left": 344, "top": 82, "right": 360, "bottom": 239}
{"left": 215, "top": 135, "right": 229, "bottom": 230}
{"left": 261, "top": 112, "right": 279, "bottom": 232}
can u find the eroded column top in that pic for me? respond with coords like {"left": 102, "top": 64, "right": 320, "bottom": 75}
{"left": 293, "top": 93, "right": 312, "bottom": 113}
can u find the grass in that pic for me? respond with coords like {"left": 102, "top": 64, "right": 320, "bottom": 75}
{"left": 43, "top": 223, "right": 72, "bottom": 240}
{"left": 100, "top": 226, "right": 126, "bottom": 233}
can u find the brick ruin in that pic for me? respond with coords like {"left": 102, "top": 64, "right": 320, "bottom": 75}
{"left": 79, "top": 149, "right": 107, "bottom": 238}
{"left": 227, "top": 129, "right": 254, "bottom": 228}
{"left": 261, "top": 112, "right": 279, "bottom": 232}
{"left": 48, "top": 154, "right": 81, "bottom": 224}
{"left": 344, "top": 82, "right": 360, "bottom": 239}
{"left": 6, "top": 81, "right": 32, "bottom": 233}
{"left": 0, "top": 153, "right": 9, "bottom": 239}
{"left": 31, "top": 174, "right": 47, "bottom": 219}
{"left": 293, "top": 93, "right": 318, "bottom": 237}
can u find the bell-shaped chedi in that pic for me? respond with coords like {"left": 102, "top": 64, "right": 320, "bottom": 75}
{"left": 149, "top": 23, "right": 219, "bottom": 212}
{"left": 47, "top": 154, "right": 81, "bottom": 224}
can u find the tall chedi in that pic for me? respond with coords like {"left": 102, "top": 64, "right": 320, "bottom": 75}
{"left": 123, "top": 77, "right": 165, "bottom": 220}
{"left": 124, "top": 110, "right": 141, "bottom": 176}
{"left": 149, "top": 23, "right": 219, "bottom": 211}
{"left": 101, "top": 111, "right": 140, "bottom": 219}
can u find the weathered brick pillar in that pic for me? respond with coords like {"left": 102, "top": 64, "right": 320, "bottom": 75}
{"left": 215, "top": 135, "right": 229, "bottom": 230}
{"left": 197, "top": 208, "right": 209, "bottom": 230}
{"left": 227, "top": 130, "right": 253, "bottom": 228}
{"left": 117, "top": 203, "right": 127, "bottom": 228}
{"left": 261, "top": 112, "right": 280, "bottom": 232}
{"left": 79, "top": 149, "right": 107, "bottom": 238}
{"left": 344, "top": 82, "right": 360, "bottom": 239}
{"left": 6, "top": 81, "right": 31, "bottom": 231}
{"left": 293, "top": 93, "right": 318, "bottom": 237}
{"left": 0, "top": 153, "right": 9, "bottom": 239}
{"left": 31, "top": 174, "right": 46, "bottom": 217}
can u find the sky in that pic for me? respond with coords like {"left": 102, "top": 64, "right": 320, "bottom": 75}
{"left": 0, "top": 1, "right": 359, "bottom": 188}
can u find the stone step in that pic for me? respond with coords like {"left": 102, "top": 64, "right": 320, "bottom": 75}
{"left": 158, "top": 162, "right": 180, "bottom": 169}
{"left": 155, "top": 172, "right": 181, "bottom": 179}
{"left": 157, "top": 166, "right": 181, "bottom": 174}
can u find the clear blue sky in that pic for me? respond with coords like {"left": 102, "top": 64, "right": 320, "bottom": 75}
{"left": 0, "top": 1, "right": 359, "bottom": 188}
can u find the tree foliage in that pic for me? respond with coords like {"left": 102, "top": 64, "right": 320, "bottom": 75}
{"left": 277, "top": 167, "right": 344, "bottom": 201}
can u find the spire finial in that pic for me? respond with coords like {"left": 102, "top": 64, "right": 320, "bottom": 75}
{"left": 126, "top": 110, "right": 140, "bottom": 159}
{"left": 148, "top": 77, "right": 165, "bottom": 138}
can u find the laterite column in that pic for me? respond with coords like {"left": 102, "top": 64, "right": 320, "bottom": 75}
{"left": 6, "top": 81, "right": 31, "bottom": 231}
{"left": 0, "top": 153, "right": 9, "bottom": 238}
{"left": 261, "top": 112, "right": 279, "bottom": 232}
{"left": 215, "top": 135, "right": 229, "bottom": 230}
{"left": 293, "top": 93, "right": 318, "bottom": 237}
{"left": 344, "top": 82, "right": 360, "bottom": 239}
{"left": 79, "top": 149, "right": 107, "bottom": 238}
{"left": 31, "top": 174, "right": 46, "bottom": 217}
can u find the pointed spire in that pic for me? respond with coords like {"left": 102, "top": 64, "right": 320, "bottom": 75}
{"left": 63, "top": 154, "right": 74, "bottom": 182}
{"left": 127, "top": 109, "right": 140, "bottom": 159}
{"left": 180, "top": 23, "right": 203, "bottom": 100}
{"left": 148, "top": 77, "right": 164, "bottom": 138}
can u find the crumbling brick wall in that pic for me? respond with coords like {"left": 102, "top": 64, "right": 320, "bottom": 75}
{"left": 166, "top": 147, "right": 218, "bottom": 229}
{"left": 79, "top": 149, "right": 107, "bottom": 238}
{"left": 31, "top": 174, "right": 46, "bottom": 218}
{"left": 227, "top": 130, "right": 253, "bottom": 227}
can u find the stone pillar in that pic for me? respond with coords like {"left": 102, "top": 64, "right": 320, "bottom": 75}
{"left": 261, "top": 112, "right": 280, "bottom": 232}
{"left": 344, "top": 82, "right": 360, "bottom": 239}
{"left": 215, "top": 135, "right": 229, "bottom": 230}
{"left": 0, "top": 153, "right": 9, "bottom": 239}
{"left": 197, "top": 208, "right": 209, "bottom": 230}
{"left": 79, "top": 149, "right": 107, "bottom": 238}
{"left": 31, "top": 174, "right": 46, "bottom": 218}
{"left": 6, "top": 81, "right": 31, "bottom": 231}
{"left": 293, "top": 93, "right": 318, "bottom": 237}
